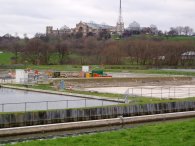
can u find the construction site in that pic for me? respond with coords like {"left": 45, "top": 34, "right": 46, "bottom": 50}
{"left": 1, "top": 66, "right": 195, "bottom": 100}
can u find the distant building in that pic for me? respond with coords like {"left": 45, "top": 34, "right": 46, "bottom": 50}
{"left": 46, "top": 25, "right": 71, "bottom": 36}
{"left": 181, "top": 51, "right": 195, "bottom": 60}
{"left": 128, "top": 21, "right": 140, "bottom": 32}
{"left": 45, "top": 0, "right": 124, "bottom": 37}
{"left": 74, "top": 21, "right": 115, "bottom": 36}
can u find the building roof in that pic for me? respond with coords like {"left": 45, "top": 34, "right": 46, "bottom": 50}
{"left": 86, "top": 22, "right": 114, "bottom": 30}
{"left": 60, "top": 25, "right": 70, "bottom": 30}
{"left": 182, "top": 51, "right": 195, "bottom": 56}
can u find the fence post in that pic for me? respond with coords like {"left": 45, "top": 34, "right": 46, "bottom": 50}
{"left": 169, "top": 87, "right": 171, "bottom": 98}
{"left": 85, "top": 99, "right": 87, "bottom": 107}
{"left": 174, "top": 87, "right": 176, "bottom": 98}
{"left": 46, "top": 101, "right": 49, "bottom": 111}
{"left": 67, "top": 100, "right": 69, "bottom": 108}
{"left": 25, "top": 102, "right": 27, "bottom": 112}
{"left": 2, "top": 104, "right": 4, "bottom": 112}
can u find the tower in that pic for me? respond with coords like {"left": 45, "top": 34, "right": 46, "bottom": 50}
{"left": 116, "top": 0, "right": 124, "bottom": 35}
{"left": 46, "top": 26, "right": 53, "bottom": 35}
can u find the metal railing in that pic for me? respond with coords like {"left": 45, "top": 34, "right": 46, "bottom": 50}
{"left": 126, "top": 86, "right": 195, "bottom": 99}
{"left": 0, "top": 98, "right": 121, "bottom": 113}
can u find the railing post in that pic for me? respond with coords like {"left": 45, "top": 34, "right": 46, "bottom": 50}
{"left": 46, "top": 101, "right": 49, "bottom": 111}
{"left": 67, "top": 100, "right": 69, "bottom": 108}
{"left": 151, "top": 88, "right": 153, "bottom": 97}
{"left": 188, "top": 88, "right": 190, "bottom": 97}
{"left": 25, "top": 102, "right": 27, "bottom": 112}
{"left": 161, "top": 87, "right": 163, "bottom": 99}
{"left": 141, "top": 88, "right": 142, "bottom": 97}
{"left": 174, "top": 87, "right": 176, "bottom": 98}
{"left": 2, "top": 104, "right": 4, "bottom": 112}
{"left": 169, "top": 87, "right": 171, "bottom": 98}
{"left": 102, "top": 100, "right": 104, "bottom": 107}
{"left": 85, "top": 99, "right": 87, "bottom": 107}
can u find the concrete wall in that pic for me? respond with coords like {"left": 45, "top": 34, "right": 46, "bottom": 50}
{"left": 0, "top": 101, "right": 195, "bottom": 128}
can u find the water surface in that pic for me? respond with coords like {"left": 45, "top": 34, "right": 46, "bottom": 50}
{"left": 0, "top": 88, "right": 117, "bottom": 112}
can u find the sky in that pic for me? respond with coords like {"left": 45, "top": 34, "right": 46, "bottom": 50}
{"left": 0, "top": 0, "right": 195, "bottom": 37}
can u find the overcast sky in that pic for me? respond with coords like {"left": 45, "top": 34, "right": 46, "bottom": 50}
{"left": 0, "top": 0, "right": 195, "bottom": 37}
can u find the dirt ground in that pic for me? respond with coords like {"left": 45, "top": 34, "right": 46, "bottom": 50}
{"left": 56, "top": 76, "right": 194, "bottom": 89}
{"left": 59, "top": 75, "right": 195, "bottom": 99}
{"left": 85, "top": 85, "right": 195, "bottom": 99}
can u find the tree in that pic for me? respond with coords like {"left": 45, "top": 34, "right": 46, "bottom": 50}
{"left": 55, "top": 41, "right": 69, "bottom": 64}
{"left": 98, "top": 29, "right": 111, "bottom": 40}
{"left": 150, "top": 24, "right": 158, "bottom": 35}
{"left": 11, "top": 41, "right": 22, "bottom": 64}
{"left": 23, "top": 38, "right": 51, "bottom": 65}
{"left": 168, "top": 27, "right": 178, "bottom": 36}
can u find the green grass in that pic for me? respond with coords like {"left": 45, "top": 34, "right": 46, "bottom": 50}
{"left": 20, "top": 64, "right": 195, "bottom": 76}
{"left": 26, "top": 65, "right": 81, "bottom": 71}
{"left": 10, "top": 118, "right": 195, "bottom": 146}
{"left": 132, "top": 34, "right": 195, "bottom": 41}
{"left": 0, "top": 52, "right": 14, "bottom": 65}
{"left": 128, "top": 69, "right": 195, "bottom": 76}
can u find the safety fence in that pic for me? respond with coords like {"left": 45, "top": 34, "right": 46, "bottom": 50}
{"left": 126, "top": 86, "right": 195, "bottom": 99}
{"left": 0, "top": 101, "right": 195, "bottom": 128}
{"left": 0, "top": 99, "right": 120, "bottom": 113}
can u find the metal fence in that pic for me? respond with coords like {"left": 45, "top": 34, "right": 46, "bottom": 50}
{"left": 0, "top": 101, "right": 195, "bottom": 128}
{"left": 0, "top": 78, "right": 14, "bottom": 84}
{"left": 0, "top": 99, "right": 121, "bottom": 113}
{"left": 126, "top": 86, "right": 195, "bottom": 99}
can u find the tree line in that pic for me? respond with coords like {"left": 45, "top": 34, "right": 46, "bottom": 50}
{"left": 0, "top": 34, "right": 195, "bottom": 67}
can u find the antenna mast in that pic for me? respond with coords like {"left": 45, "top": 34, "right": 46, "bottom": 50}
{"left": 116, "top": 0, "right": 124, "bottom": 35}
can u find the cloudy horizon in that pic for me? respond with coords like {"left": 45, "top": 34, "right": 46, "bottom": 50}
{"left": 0, "top": 0, "right": 195, "bottom": 37}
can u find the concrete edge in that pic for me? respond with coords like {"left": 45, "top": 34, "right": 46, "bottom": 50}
{"left": 0, "top": 85, "right": 124, "bottom": 103}
{"left": 0, "top": 111, "right": 195, "bottom": 137}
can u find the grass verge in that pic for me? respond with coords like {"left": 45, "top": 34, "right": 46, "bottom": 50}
{"left": 9, "top": 118, "right": 195, "bottom": 146}
{"left": 129, "top": 69, "right": 195, "bottom": 76}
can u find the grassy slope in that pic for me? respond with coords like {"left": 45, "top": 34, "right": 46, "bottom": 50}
{"left": 0, "top": 52, "right": 14, "bottom": 65}
{"left": 26, "top": 65, "right": 81, "bottom": 71}
{"left": 11, "top": 118, "right": 195, "bottom": 146}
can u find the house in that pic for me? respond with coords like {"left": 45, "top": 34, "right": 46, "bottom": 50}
{"left": 46, "top": 25, "right": 71, "bottom": 36}
{"left": 181, "top": 51, "right": 195, "bottom": 60}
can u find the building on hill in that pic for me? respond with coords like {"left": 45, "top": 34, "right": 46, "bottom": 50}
{"left": 74, "top": 21, "right": 115, "bottom": 37}
{"left": 181, "top": 51, "right": 195, "bottom": 60}
{"left": 46, "top": 25, "right": 71, "bottom": 36}
{"left": 45, "top": 0, "right": 125, "bottom": 37}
